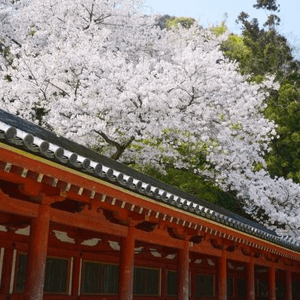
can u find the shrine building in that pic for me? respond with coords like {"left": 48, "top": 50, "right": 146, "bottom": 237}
{"left": 0, "top": 108, "right": 299, "bottom": 300}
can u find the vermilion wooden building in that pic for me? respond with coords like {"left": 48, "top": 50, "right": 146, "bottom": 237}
{"left": 0, "top": 108, "right": 299, "bottom": 300}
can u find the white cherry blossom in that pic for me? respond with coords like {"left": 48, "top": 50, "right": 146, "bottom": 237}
{"left": 1, "top": 0, "right": 300, "bottom": 240}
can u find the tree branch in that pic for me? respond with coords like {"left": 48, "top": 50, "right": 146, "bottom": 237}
{"left": 93, "top": 130, "right": 135, "bottom": 160}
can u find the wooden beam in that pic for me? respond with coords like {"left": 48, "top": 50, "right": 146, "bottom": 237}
{"left": 227, "top": 250, "right": 250, "bottom": 263}
{"left": 0, "top": 169, "right": 42, "bottom": 197}
{"left": 50, "top": 208, "right": 127, "bottom": 237}
{"left": 192, "top": 239, "right": 222, "bottom": 257}
{"left": 0, "top": 189, "right": 38, "bottom": 218}
{"left": 134, "top": 226, "right": 184, "bottom": 249}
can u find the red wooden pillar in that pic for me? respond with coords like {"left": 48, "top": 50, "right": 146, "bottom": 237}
{"left": 268, "top": 263, "right": 276, "bottom": 300}
{"left": 118, "top": 226, "right": 135, "bottom": 300}
{"left": 177, "top": 240, "right": 189, "bottom": 300}
{"left": 71, "top": 256, "right": 82, "bottom": 299}
{"left": 286, "top": 270, "right": 292, "bottom": 300}
{"left": 24, "top": 204, "right": 50, "bottom": 300}
{"left": 247, "top": 255, "right": 255, "bottom": 300}
{"left": 1, "top": 247, "right": 14, "bottom": 295}
{"left": 218, "top": 249, "right": 227, "bottom": 300}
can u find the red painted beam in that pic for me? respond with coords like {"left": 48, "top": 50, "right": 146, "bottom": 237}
{"left": 0, "top": 169, "right": 42, "bottom": 197}
{"left": 51, "top": 208, "right": 185, "bottom": 249}
{"left": 192, "top": 239, "right": 222, "bottom": 257}
{"left": 0, "top": 190, "right": 38, "bottom": 218}
{"left": 254, "top": 256, "right": 295, "bottom": 270}
{"left": 227, "top": 250, "right": 250, "bottom": 263}
{"left": 134, "top": 227, "right": 184, "bottom": 249}
{"left": 50, "top": 208, "right": 127, "bottom": 237}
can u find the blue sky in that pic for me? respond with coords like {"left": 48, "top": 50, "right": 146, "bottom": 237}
{"left": 144, "top": 0, "right": 300, "bottom": 57}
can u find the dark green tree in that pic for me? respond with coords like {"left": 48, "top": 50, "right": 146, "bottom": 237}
{"left": 221, "top": 6, "right": 293, "bottom": 79}
{"left": 222, "top": 0, "right": 300, "bottom": 182}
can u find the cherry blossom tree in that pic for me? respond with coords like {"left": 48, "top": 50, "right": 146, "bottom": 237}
{"left": 1, "top": 0, "right": 300, "bottom": 241}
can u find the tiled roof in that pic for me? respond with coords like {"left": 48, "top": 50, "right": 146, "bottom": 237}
{"left": 0, "top": 108, "right": 299, "bottom": 251}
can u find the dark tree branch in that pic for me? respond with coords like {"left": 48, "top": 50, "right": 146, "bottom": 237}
{"left": 94, "top": 130, "right": 135, "bottom": 160}
{"left": 45, "top": 80, "right": 70, "bottom": 97}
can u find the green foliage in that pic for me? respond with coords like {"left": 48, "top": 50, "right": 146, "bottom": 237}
{"left": 253, "top": 0, "right": 279, "bottom": 11}
{"left": 128, "top": 130, "right": 247, "bottom": 215}
{"left": 222, "top": 23, "right": 292, "bottom": 79}
{"left": 265, "top": 83, "right": 300, "bottom": 181}
{"left": 251, "top": 75, "right": 264, "bottom": 83}
{"left": 29, "top": 27, "right": 36, "bottom": 36}
{"left": 126, "top": 128, "right": 246, "bottom": 215}
{"left": 221, "top": 0, "right": 292, "bottom": 80}
{"left": 0, "top": 41, "right": 14, "bottom": 65}
{"left": 253, "top": 162, "right": 264, "bottom": 172}
{"left": 221, "top": 34, "right": 251, "bottom": 63}
{"left": 133, "top": 165, "right": 246, "bottom": 215}
{"left": 211, "top": 22, "right": 227, "bottom": 37}
{"left": 4, "top": 75, "right": 12, "bottom": 82}
{"left": 165, "top": 17, "right": 195, "bottom": 30}
{"left": 221, "top": 0, "right": 300, "bottom": 185}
